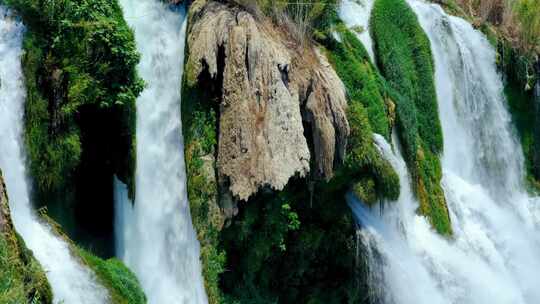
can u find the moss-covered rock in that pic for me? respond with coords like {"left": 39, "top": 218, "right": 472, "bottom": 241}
{"left": 371, "top": 0, "right": 452, "bottom": 235}
{"left": 182, "top": 66, "right": 226, "bottom": 304}
{"left": 38, "top": 211, "right": 147, "bottom": 304}
{"left": 321, "top": 24, "right": 402, "bottom": 204}
{"left": 77, "top": 248, "right": 147, "bottom": 304}
{"left": 6, "top": 0, "right": 143, "bottom": 198}
{"left": 0, "top": 170, "right": 52, "bottom": 304}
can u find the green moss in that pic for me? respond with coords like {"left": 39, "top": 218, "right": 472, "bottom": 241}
{"left": 1, "top": 172, "right": 52, "bottom": 304}
{"left": 36, "top": 209, "right": 146, "bottom": 304}
{"left": 371, "top": 0, "right": 442, "bottom": 155}
{"left": 342, "top": 102, "right": 400, "bottom": 202}
{"left": 181, "top": 53, "right": 225, "bottom": 304}
{"left": 7, "top": 0, "right": 143, "bottom": 197}
{"left": 416, "top": 148, "right": 450, "bottom": 233}
{"left": 371, "top": 0, "right": 451, "bottom": 235}
{"left": 316, "top": 24, "right": 400, "bottom": 203}
{"left": 77, "top": 248, "right": 146, "bottom": 304}
{"left": 0, "top": 233, "right": 53, "bottom": 304}
{"left": 326, "top": 24, "right": 392, "bottom": 139}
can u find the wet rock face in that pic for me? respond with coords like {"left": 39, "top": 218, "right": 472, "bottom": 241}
{"left": 186, "top": 0, "right": 349, "bottom": 201}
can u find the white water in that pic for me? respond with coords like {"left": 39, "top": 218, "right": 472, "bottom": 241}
{"left": 0, "top": 7, "right": 109, "bottom": 304}
{"left": 348, "top": 1, "right": 540, "bottom": 303}
{"left": 339, "top": 0, "right": 376, "bottom": 63}
{"left": 114, "top": 2, "right": 208, "bottom": 303}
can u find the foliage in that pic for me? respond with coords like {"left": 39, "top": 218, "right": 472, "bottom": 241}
{"left": 371, "top": 0, "right": 452, "bottom": 235}
{"left": 6, "top": 0, "right": 143, "bottom": 196}
{"left": 371, "top": 0, "right": 442, "bottom": 155}
{"left": 77, "top": 248, "right": 146, "bottom": 304}
{"left": 0, "top": 233, "right": 53, "bottom": 304}
{"left": 221, "top": 180, "right": 361, "bottom": 304}
{"left": 513, "top": 0, "right": 540, "bottom": 54}
{"left": 325, "top": 24, "right": 391, "bottom": 139}
{"left": 182, "top": 63, "right": 225, "bottom": 304}
{"left": 316, "top": 23, "right": 401, "bottom": 204}
{"left": 0, "top": 173, "right": 52, "bottom": 304}
{"left": 344, "top": 102, "right": 400, "bottom": 202}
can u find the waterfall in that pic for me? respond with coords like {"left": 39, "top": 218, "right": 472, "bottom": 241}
{"left": 0, "top": 7, "right": 109, "bottom": 304}
{"left": 339, "top": 0, "right": 376, "bottom": 63}
{"left": 348, "top": 1, "right": 540, "bottom": 303}
{"left": 114, "top": 1, "right": 208, "bottom": 303}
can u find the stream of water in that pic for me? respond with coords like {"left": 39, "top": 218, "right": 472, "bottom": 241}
{"left": 347, "top": 1, "right": 540, "bottom": 303}
{"left": 114, "top": 2, "right": 208, "bottom": 303}
{"left": 339, "top": 0, "right": 376, "bottom": 63}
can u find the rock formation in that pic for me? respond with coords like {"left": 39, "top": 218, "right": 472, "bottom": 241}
{"left": 185, "top": 0, "right": 350, "bottom": 201}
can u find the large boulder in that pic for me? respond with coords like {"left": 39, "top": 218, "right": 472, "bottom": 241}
{"left": 185, "top": 0, "right": 349, "bottom": 201}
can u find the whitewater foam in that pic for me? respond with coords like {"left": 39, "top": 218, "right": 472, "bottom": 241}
{"left": 348, "top": 1, "right": 540, "bottom": 303}
{"left": 115, "top": 1, "right": 208, "bottom": 303}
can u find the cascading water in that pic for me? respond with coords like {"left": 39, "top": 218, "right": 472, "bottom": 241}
{"left": 114, "top": 1, "right": 207, "bottom": 303}
{"left": 0, "top": 7, "right": 109, "bottom": 304}
{"left": 339, "top": 0, "right": 376, "bottom": 63}
{"left": 348, "top": 1, "right": 540, "bottom": 303}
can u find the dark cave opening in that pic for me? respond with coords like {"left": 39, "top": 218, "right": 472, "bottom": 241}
{"left": 42, "top": 103, "right": 135, "bottom": 259}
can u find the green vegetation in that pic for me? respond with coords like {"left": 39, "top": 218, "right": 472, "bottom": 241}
{"left": 371, "top": 0, "right": 442, "bottom": 154}
{"left": 0, "top": 229, "right": 52, "bottom": 304}
{"left": 0, "top": 233, "right": 52, "bottom": 304}
{"left": 6, "top": 0, "right": 143, "bottom": 197}
{"left": 221, "top": 181, "right": 362, "bottom": 304}
{"left": 343, "top": 102, "right": 400, "bottom": 203}
{"left": 182, "top": 3, "right": 402, "bottom": 302}
{"left": 315, "top": 18, "right": 401, "bottom": 206}
{"left": 325, "top": 24, "right": 392, "bottom": 139}
{"left": 38, "top": 210, "right": 146, "bottom": 304}
{"left": 371, "top": 0, "right": 451, "bottom": 235}
{"left": 513, "top": 0, "right": 540, "bottom": 54}
{"left": 1, "top": 171, "right": 52, "bottom": 304}
{"left": 77, "top": 248, "right": 147, "bottom": 304}
{"left": 182, "top": 51, "right": 225, "bottom": 304}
